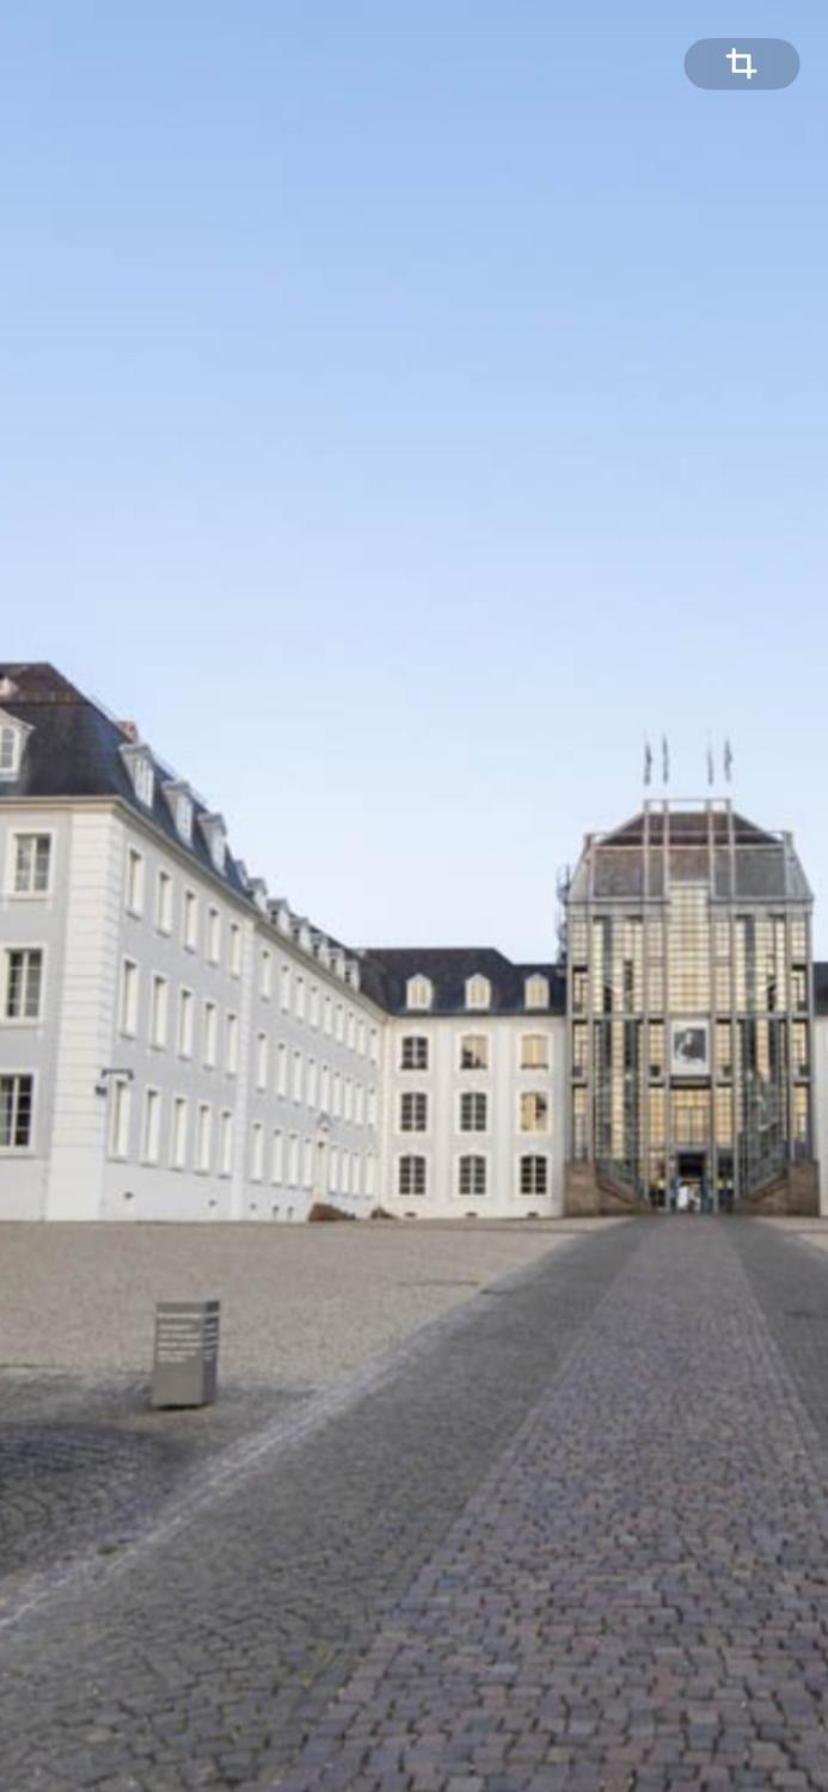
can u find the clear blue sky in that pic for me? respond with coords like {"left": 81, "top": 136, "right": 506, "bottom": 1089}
{"left": 2, "top": 3, "right": 826, "bottom": 956}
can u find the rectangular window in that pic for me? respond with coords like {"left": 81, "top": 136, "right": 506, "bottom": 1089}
{"left": 400, "top": 1091, "right": 427, "bottom": 1132}
{"left": 520, "top": 1154, "right": 548, "bottom": 1196}
{"left": 226, "top": 1012, "right": 239, "bottom": 1074}
{"left": 183, "top": 889, "right": 199, "bottom": 952}
{"left": 196, "top": 1103, "right": 212, "bottom": 1173}
{"left": 458, "top": 1154, "right": 486, "bottom": 1198}
{"left": 203, "top": 999, "right": 218, "bottom": 1067}
{"left": 398, "top": 1154, "right": 426, "bottom": 1196}
{"left": 332, "top": 1071, "right": 342, "bottom": 1117}
{"left": 370, "top": 1028, "right": 379, "bottom": 1064}
{"left": 460, "top": 1090, "right": 487, "bottom": 1132}
{"left": 142, "top": 1088, "right": 162, "bottom": 1164}
{"left": 292, "top": 1050, "right": 303, "bottom": 1102}
{"left": 261, "top": 949, "right": 273, "bottom": 999}
{"left": 207, "top": 906, "right": 221, "bottom": 964}
{"left": 219, "top": 1110, "right": 234, "bottom": 1176}
{"left": 0, "top": 1073, "right": 34, "bottom": 1148}
{"left": 520, "top": 1091, "right": 549, "bottom": 1133}
{"left": 344, "top": 1077, "right": 353, "bottom": 1122}
{"left": 4, "top": 948, "right": 43, "bottom": 1020}
{"left": 13, "top": 833, "right": 51, "bottom": 895}
{"left": 460, "top": 1035, "right": 488, "bottom": 1070}
{"left": 520, "top": 1034, "right": 548, "bottom": 1070}
{"left": 309, "top": 984, "right": 319, "bottom": 1027}
{"left": 320, "top": 1064, "right": 330, "bottom": 1109}
{"left": 271, "top": 1129, "right": 284, "bottom": 1183}
{"left": 354, "top": 1083, "right": 364, "bottom": 1125}
{"left": 110, "top": 1080, "right": 132, "bottom": 1159}
{"left": 156, "top": 869, "right": 173, "bottom": 934}
{"left": 177, "top": 987, "right": 194, "bottom": 1058}
{"left": 347, "top": 1012, "right": 356, "bottom": 1051}
{"left": 401, "top": 1036, "right": 429, "bottom": 1070}
{"left": 357, "top": 1021, "right": 366, "bottom": 1057}
{"left": 323, "top": 995, "right": 333, "bottom": 1035}
{"left": 335, "top": 1004, "right": 344, "bottom": 1042}
{"left": 295, "top": 976, "right": 306, "bottom": 1021}
{"left": 251, "top": 1122, "right": 264, "bottom": 1182}
{"left": 276, "top": 1042, "right": 288, "bottom": 1096}
{"left": 150, "top": 975, "right": 168, "bottom": 1048}
{"left": 120, "top": 959, "right": 139, "bottom": 1036}
{"left": 281, "top": 964, "right": 291, "bottom": 1011}
{"left": 229, "top": 922, "right": 242, "bottom": 977}
{"left": 256, "top": 1031, "right": 268, "bottom": 1091}
{"left": 0, "top": 724, "right": 19, "bottom": 776}
{"left": 126, "top": 848, "right": 145, "bottom": 915}
{"left": 170, "top": 1096, "right": 189, "bottom": 1170}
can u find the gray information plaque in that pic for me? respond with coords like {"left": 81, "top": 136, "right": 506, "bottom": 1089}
{"left": 151, "top": 1299, "right": 220, "bottom": 1408}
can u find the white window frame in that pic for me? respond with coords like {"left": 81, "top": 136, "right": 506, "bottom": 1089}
{"left": 150, "top": 974, "right": 169, "bottom": 1050}
{"left": 229, "top": 922, "right": 242, "bottom": 978}
{"left": 271, "top": 1129, "right": 284, "bottom": 1184}
{"left": 399, "top": 1090, "right": 428, "bottom": 1133}
{"left": 459, "top": 1089, "right": 488, "bottom": 1133}
{"left": 203, "top": 999, "right": 218, "bottom": 1068}
{"left": 459, "top": 1033, "right": 489, "bottom": 1071}
{"left": 156, "top": 869, "right": 173, "bottom": 935}
{"left": 524, "top": 974, "right": 550, "bottom": 1011}
{"left": 0, "top": 1070, "right": 36, "bottom": 1152}
{"left": 170, "top": 1095, "right": 189, "bottom": 1171}
{"left": 256, "top": 1030, "right": 269, "bottom": 1091}
{"left": 0, "top": 720, "right": 24, "bottom": 780}
{"left": 9, "top": 831, "right": 53, "bottom": 898}
{"left": 119, "top": 958, "right": 140, "bottom": 1038}
{"left": 519, "top": 1089, "right": 550, "bottom": 1134}
{"left": 125, "top": 847, "right": 145, "bottom": 917}
{"left": 207, "top": 905, "right": 221, "bottom": 965}
{"left": 141, "top": 1087, "right": 162, "bottom": 1165}
{"left": 183, "top": 888, "right": 199, "bottom": 953}
{"left": 225, "top": 1012, "right": 239, "bottom": 1076}
{"left": 3, "top": 945, "right": 45, "bottom": 1022}
{"left": 406, "top": 975, "right": 433, "bottom": 1012}
{"left": 177, "top": 986, "right": 195, "bottom": 1059}
{"left": 465, "top": 975, "right": 491, "bottom": 1011}
{"left": 250, "top": 1121, "right": 265, "bottom": 1183}
{"left": 219, "top": 1110, "right": 234, "bottom": 1177}
{"left": 261, "top": 948, "right": 273, "bottom": 1000}
{"left": 457, "top": 1152, "right": 487, "bottom": 1199}
{"left": 520, "top": 1033, "right": 550, "bottom": 1071}
{"left": 518, "top": 1153, "right": 549, "bottom": 1197}
{"left": 400, "top": 1034, "right": 429, "bottom": 1071}
{"left": 196, "top": 1102, "right": 212, "bottom": 1174}
{"left": 397, "top": 1153, "right": 427, "bottom": 1198}
{"left": 109, "top": 1079, "right": 132, "bottom": 1161}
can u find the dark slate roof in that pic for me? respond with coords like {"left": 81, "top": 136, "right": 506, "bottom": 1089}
{"left": 359, "top": 947, "right": 565, "bottom": 1016}
{"left": 0, "top": 661, "right": 251, "bottom": 900}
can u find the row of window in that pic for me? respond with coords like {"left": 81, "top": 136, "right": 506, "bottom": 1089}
{"left": 110, "top": 1081, "right": 375, "bottom": 1192}
{"left": 405, "top": 973, "right": 551, "bottom": 1013}
{"left": 398, "top": 1090, "right": 550, "bottom": 1133}
{"left": 124, "top": 858, "right": 378, "bottom": 1057}
{"left": 399, "top": 1032, "right": 551, "bottom": 1071}
{"left": 118, "top": 965, "right": 376, "bottom": 1121}
{"left": 397, "top": 1153, "right": 550, "bottom": 1198}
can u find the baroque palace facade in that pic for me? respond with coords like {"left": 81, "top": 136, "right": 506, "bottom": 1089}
{"left": 0, "top": 662, "right": 824, "bottom": 1221}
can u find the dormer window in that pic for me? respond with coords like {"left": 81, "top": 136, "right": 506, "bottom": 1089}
{"left": 525, "top": 974, "right": 550, "bottom": 1010}
{"left": 162, "top": 781, "right": 194, "bottom": 843}
{"left": 406, "top": 974, "right": 433, "bottom": 1011}
{"left": 120, "top": 741, "right": 155, "bottom": 808}
{"left": 297, "top": 921, "right": 312, "bottom": 954}
{"left": 0, "top": 712, "right": 32, "bottom": 782}
{"left": 345, "top": 959, "right": 361, "bottom": 991}
{"left": 199, "top": 813, "right": 227, "bottom": 874}
{"left": 466, "top": 975, "right": 491, "bottom": 1011}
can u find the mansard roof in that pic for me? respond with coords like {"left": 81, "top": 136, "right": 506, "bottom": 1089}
{"left": 0, "top": 661, "right": 252, "bottom": 899}
{"left": 569, "top": 802, "right": 812, "bottom": 905}
{"left": 360, "top": 947, "right": 565, "bottom": 1016}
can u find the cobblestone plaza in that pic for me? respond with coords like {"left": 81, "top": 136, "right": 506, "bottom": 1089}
{"left": 4, "top": 1218, "right": 828, "bottom": 1789}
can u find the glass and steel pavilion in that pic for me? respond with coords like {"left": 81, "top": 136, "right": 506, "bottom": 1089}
{"left": 565, "top": 800, "right": 815, "bottom": 1211}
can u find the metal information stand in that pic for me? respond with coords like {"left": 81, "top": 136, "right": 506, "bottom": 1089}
{"left": 151, "top": 1300, "right": 220, "bottom": 1408}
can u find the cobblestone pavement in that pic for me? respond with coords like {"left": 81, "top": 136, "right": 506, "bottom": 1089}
{"left": 0, "top": 1222, "right": 638, "bottom": 1791}
{"left": 4, "top": 1220, "right": 828, "bottom": 1791}
{"left": 273, "top": 1221, "right": 828, "bottom": 1792}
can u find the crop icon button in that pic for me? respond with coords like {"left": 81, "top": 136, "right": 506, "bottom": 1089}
{"left": 684, "top": 39, "right": 800, "bottom": 90}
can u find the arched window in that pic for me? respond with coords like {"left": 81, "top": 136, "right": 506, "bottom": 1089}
{"left": 398, "top": 1155, "right": 426, "bottom": 1197}
{"left": 465, "top": 975, "right": 491, "bottom": 1011}
{"left": 524, "top": 974, "right": 549, "bottom": 1010}
{"left": 520, "top": 1154, "right": 548, "bottom": 1196}
{"left": 458, "top": 1154, "right": 486, "bottom": 1197}
{"left": 406, "top": 975, "right": 433, "bottom": 1011}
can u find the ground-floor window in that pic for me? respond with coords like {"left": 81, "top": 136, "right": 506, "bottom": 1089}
{"left": 0, "top": 1073, "right": 34, "bottom": 1149}
{"left": 398, "top": 1153, "right": 426, "bottom": 1197}
{"left": 458, "top": 1153, "right": 486, "bottom": 1197}
{"left": 520, "top": 1154, "right": 548, "bottom": 1196}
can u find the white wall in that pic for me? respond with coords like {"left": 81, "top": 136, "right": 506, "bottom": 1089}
{"left": 379, "top": 1013, "right": 566, "bottom": 1218}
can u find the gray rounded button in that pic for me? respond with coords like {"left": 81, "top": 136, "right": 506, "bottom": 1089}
{"left": 685, "top": 39, "right": 800, "bottom": 89}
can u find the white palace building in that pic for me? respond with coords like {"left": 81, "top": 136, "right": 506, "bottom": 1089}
{"left": 0, "top": 663, "right": 825, "bottom": 1222}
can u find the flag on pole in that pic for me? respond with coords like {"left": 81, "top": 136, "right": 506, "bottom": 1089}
{"left": 661, "top": 734, "right": 670, "bottom": 785}
{"left": 643, "top": 739, "right": 653, "bottom": 786}
{"left": 706, "top": 741, "right": 715, "bottom": 786}
{"left": 724, "top": 738, "right": 734, "bottom": 783}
